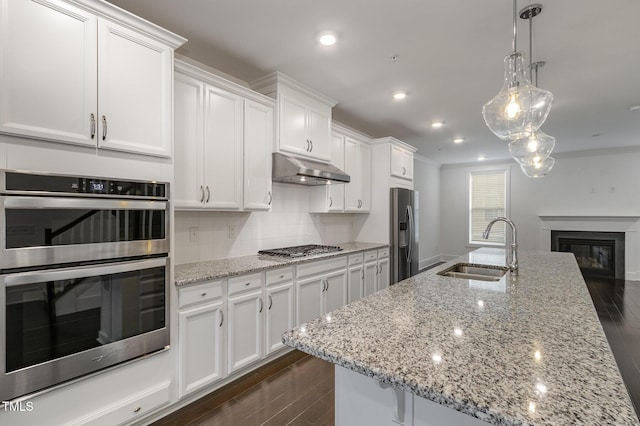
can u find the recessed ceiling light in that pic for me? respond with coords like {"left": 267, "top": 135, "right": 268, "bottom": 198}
{"left": 477, "top": 155, "right": 486, "bottom": 161}
{"left": 453, "top": 138, "right": 464, "bottom": 144}
{"left": 629, "top": 105, "right": 640, "bottom": 112}
{"left": 393, "top": 92, "right": 407, "bottom": 100}
{"left": 431, "top": 121, "right": 444, "bottom": 129}
{"left": 318, "top": 32, "right": 337, "bottom": 46}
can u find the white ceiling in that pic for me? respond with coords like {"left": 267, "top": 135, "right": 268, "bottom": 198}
{"left": 108, "top": 0, "right": 640, "bottom": 165}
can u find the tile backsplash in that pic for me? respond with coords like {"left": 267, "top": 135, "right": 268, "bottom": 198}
{"left": 174, "top": 183, "right": 357, "bottom": 264}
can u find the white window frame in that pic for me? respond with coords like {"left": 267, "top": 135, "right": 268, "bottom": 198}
{"left": 466, "top": 166, "right": 511, "bottom": 247}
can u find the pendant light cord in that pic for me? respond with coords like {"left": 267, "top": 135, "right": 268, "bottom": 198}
{"left": 529, "top": 7, "right": 534, "bottom": 85}
{"left": 512, "top": 0, "right": 518, "bottom": 52}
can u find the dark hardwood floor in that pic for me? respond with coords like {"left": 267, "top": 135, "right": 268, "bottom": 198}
{"left": 152, "top": 350, "right": 334, "bottom": 426}
{"left": 584, "top": 276, "right": 640, "bottom": 417}
{"left": 153, "top": 275, "right": 640, "bottom": 426}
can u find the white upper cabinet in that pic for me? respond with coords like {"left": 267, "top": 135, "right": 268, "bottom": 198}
{"left": 251, "top": 72, "right": 335, "bottom": 163}
{"left": 344, "top": 137, "right": 371, "bottom": 212}
{"left": 97, "top": 19, "right": 174, "bottom": 157}
{"left": 390, "top": 144, "right": 414, "bottom": 181}
{"left": 0, "top": 0, "right": 185, "bottom": 157}
{"left": 174, "top": 60, "right": 274, "bottom": 211}
{"left": 243, "top": 100, "right": 274, "bottom": 210}
{"left": 203, "top": 85, "right": 244, "bottom": 209}
{"left": 0, "top": 0, "right": 97, "bottom": 146}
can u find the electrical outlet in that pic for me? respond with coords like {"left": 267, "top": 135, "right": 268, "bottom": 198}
{"left": 229, "top": 225, "right": 236, "bottom": 238}
{"left": 189, "top": 227, "right": 199, "bottom": 242}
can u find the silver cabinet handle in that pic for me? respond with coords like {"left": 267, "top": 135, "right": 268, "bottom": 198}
{"left": 90, "top": 113, "right": 96, "bottom": 139}
{"left": 259, "top": 297, "right": 263, "bottom": 313}
{"left": 245, "top": 282, "right": 250, "bottom": 286}
{"left": 306, "top": 139, "right": 310, "bottom": 151}
{"left": 206, "top": 186, "right": 211, "bottom": 203}
{"left": 102, "top": 115, "right": 107, "bottom": 140}
{"left": 200, "top": 185, "right": 205, "bottom": 203}
{"left": 133, "top": 407, "right": 141, "bottom": 413}
{"left": 402, "top": 166, "right": 406, "bottom": 175}
{"left": 268, "top": 295, "right": 273, "bottom": 310}
{"left": 201, "top": 292, "right": 207, "bottom": 297}
{"left": 329, "top": 196, "right": 333, "bottom": 207}
{"left": 268, "top": 191, "right": 272, "bottom": 205}
{"left": 219, "top": 310, "right": 224, "bottom": 327}
{"left": 309, "top": 140, "right": 313, "bottom": 152}
{"left": 361, "top": 269, "right": 364, "bottom": 279}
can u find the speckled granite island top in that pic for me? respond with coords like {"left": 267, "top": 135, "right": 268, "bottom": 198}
{"left": 174, "top": 242, "right": 387, "bottom": 286}
{"left": 282, "top": 249, "right": 639, "bottom": 425}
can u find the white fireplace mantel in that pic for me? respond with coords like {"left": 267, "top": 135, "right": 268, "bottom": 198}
{"left": 539, "top": 215, "right": 640, "bottom": 281}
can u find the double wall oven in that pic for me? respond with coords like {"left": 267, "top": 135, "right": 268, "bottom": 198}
{"left": 0, "top": 170, "right": 170, "bottom": 401}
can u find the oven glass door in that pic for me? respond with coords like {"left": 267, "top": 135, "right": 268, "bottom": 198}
{"left": 1, "top": 257, "right": 169, "bottom": 400}
{"left": 1, "top": 197, "right": 168, "bottom": 269}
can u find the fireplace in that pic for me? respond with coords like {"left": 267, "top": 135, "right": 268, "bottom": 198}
{"left": 551, "top": 231, "right": 625, "bottom": 279}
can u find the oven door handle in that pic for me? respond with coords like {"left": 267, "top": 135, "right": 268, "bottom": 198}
{"left": 3, "top": 196, "right": 167, "bottom": 210}
{"left": 4, "top": 257, "right": 168, "bottom": 287}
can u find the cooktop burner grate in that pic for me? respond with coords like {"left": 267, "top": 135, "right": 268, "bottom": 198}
{"left": 258, "top": 244, "right": 343, "bottom": 258}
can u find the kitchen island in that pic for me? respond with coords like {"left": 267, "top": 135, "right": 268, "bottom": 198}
{"left": 282, "top": 249, "right": 639, "bottom": 425}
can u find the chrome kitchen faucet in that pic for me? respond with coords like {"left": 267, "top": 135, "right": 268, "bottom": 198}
{"left": 483, "top": 217, "right": 518, "bottom": 274}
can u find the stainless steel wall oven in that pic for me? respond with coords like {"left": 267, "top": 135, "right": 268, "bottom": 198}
{"left": 0, "top": 170, "right": 170, "bottom": 401}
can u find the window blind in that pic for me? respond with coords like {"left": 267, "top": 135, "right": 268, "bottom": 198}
{"left": 469, "top": 171, "right": 506, "bottom": 244}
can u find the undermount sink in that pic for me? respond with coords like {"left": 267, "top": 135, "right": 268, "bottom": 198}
{"left": 437, "top": 263, "right": 509, "bottom": 282}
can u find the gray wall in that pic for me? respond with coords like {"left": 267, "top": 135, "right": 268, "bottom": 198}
{"left": 413, "top": 155, "right": 441, "bottom": 268}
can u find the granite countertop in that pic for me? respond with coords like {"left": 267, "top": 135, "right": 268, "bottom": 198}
{"left": 174, "top": 242, "right": 388, "bottom": 286}
{"left": 282, "top": 248, "right": 639, "bottom": 425}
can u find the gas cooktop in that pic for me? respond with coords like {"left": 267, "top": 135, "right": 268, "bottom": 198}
{"left": 258, "top": 244, "right": 343, "bottom": 258}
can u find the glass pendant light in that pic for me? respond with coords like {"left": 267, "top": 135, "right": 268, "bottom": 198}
{"left": 482, "top": 0, "right": 553, "bottom": 140}
{"left": 520, "top": 156, "right": 555, "bottom": 178}
{"left": 509, "top": 129, "right": 555, "bottom": 165}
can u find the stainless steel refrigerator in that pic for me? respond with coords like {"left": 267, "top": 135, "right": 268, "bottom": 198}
{"left": 391, "top": 187, "right": 419, "bottom": 284}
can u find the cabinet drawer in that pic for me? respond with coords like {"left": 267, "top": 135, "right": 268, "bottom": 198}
{"left": 179, "top": 280, "right": 224, "bottom": 309}
{"left": 348, "top": 252, "right": 364, "bottom": 265}
{"left": 378, "top": 247, "right": 390, "bottom": 258}
{"left": 297, "top": 256, "right": 347, "bottom": 279}
{"left": 229, "top": 272, "right": 263, "bottom": 295}
{"left": 266, "top": 267, "right": 294, "bottom": 286}
{"left": 364, "top": 250, "right": 377, "bottom": 262}
{"left": 69, "top": 381, "right": 170, "bottom": 426}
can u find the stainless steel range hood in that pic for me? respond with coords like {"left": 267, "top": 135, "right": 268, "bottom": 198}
{"left": 272, "top": 152, "right": 350, "bottom": 185}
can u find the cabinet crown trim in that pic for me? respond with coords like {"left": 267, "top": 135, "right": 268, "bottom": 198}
{"left": 71, "top": 0, "right": 187, "bottom": 48}
{"left": 371, "top": 137, "right": 417, "bottom": 153}
{"left": 250, "top": 72, "right": 337, "bottom": 107}
{"left": 175, "top": 60, "right": 275, "bottom": 106}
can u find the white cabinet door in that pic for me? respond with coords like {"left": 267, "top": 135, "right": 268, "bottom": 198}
{"left": 0, "top": 0, "right": 97, "bottom": 146}
{"left": 203, "top": 85, "right": 243, "bottom": 209}
{"left": 344, "top": 138, "right": 371, "bottom": 212}
{"left": 348, "top": 264, "right": 364, "bottom": 303}
{"left": 279, "top": 93, "right": 308, "bottom": 156}
{"left": 174, "top": 72, "right": 205, "bottom": 208}
{"left": 364, "top": 261, "right": 377, "bottom": 297}
{"left": 377, "top": 257, "right": 390, "bottom": 291}
{"left": 296, "top": 275, "right": 324, "bottom": 325}
{"left": 227, "top": 289, "right": 263, "bottom": 374}
{"left": 265, "top": 282, "right": 294, "bottom": 355}
{"left": 308, "top": 107, "right": 331, "bottom": 161}
{"left": 243, "top": 99, "right": 273, "bottom": 210}
{"left": 359, "top": 143, "right": 372, "bottom": 211}
{"left": 324, "top": 269, "right": 348, "bottom": 314}
{"left": 390, "top": 145, "right": 414, "bottom": 180}
{"left": 97, "top": 18, "right": 173, "bottom": 157}
{"left": 344, "top": 137, "right": 360, "bottom": 211}
{"left": 178, "top": 300, "right": 224, "bottom": 397}
{"left": 328, "top": 134, "right": 346, "bottom": 211}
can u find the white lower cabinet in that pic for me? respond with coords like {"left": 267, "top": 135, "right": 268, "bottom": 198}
{"left": 227, "top": 273, "right": 264, "bottom": 374}
{"left": 178, "top": 280, "right": 226, "bottom": 398}
{"left": 364, "top": 249, "right": 390, "bottom": 297}
{"left": 296, "top": 256, "right": 348, "bottom": 324}
{"left": 347, "top": 252, "right": 364, "bottom": 303}
{"left": 265, "top": 280, "right": 295, "bottom": 355}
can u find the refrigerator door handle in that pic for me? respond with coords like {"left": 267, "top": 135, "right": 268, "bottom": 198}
{"left": 406, "top": 205, "right": 414, "bottom": 263}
